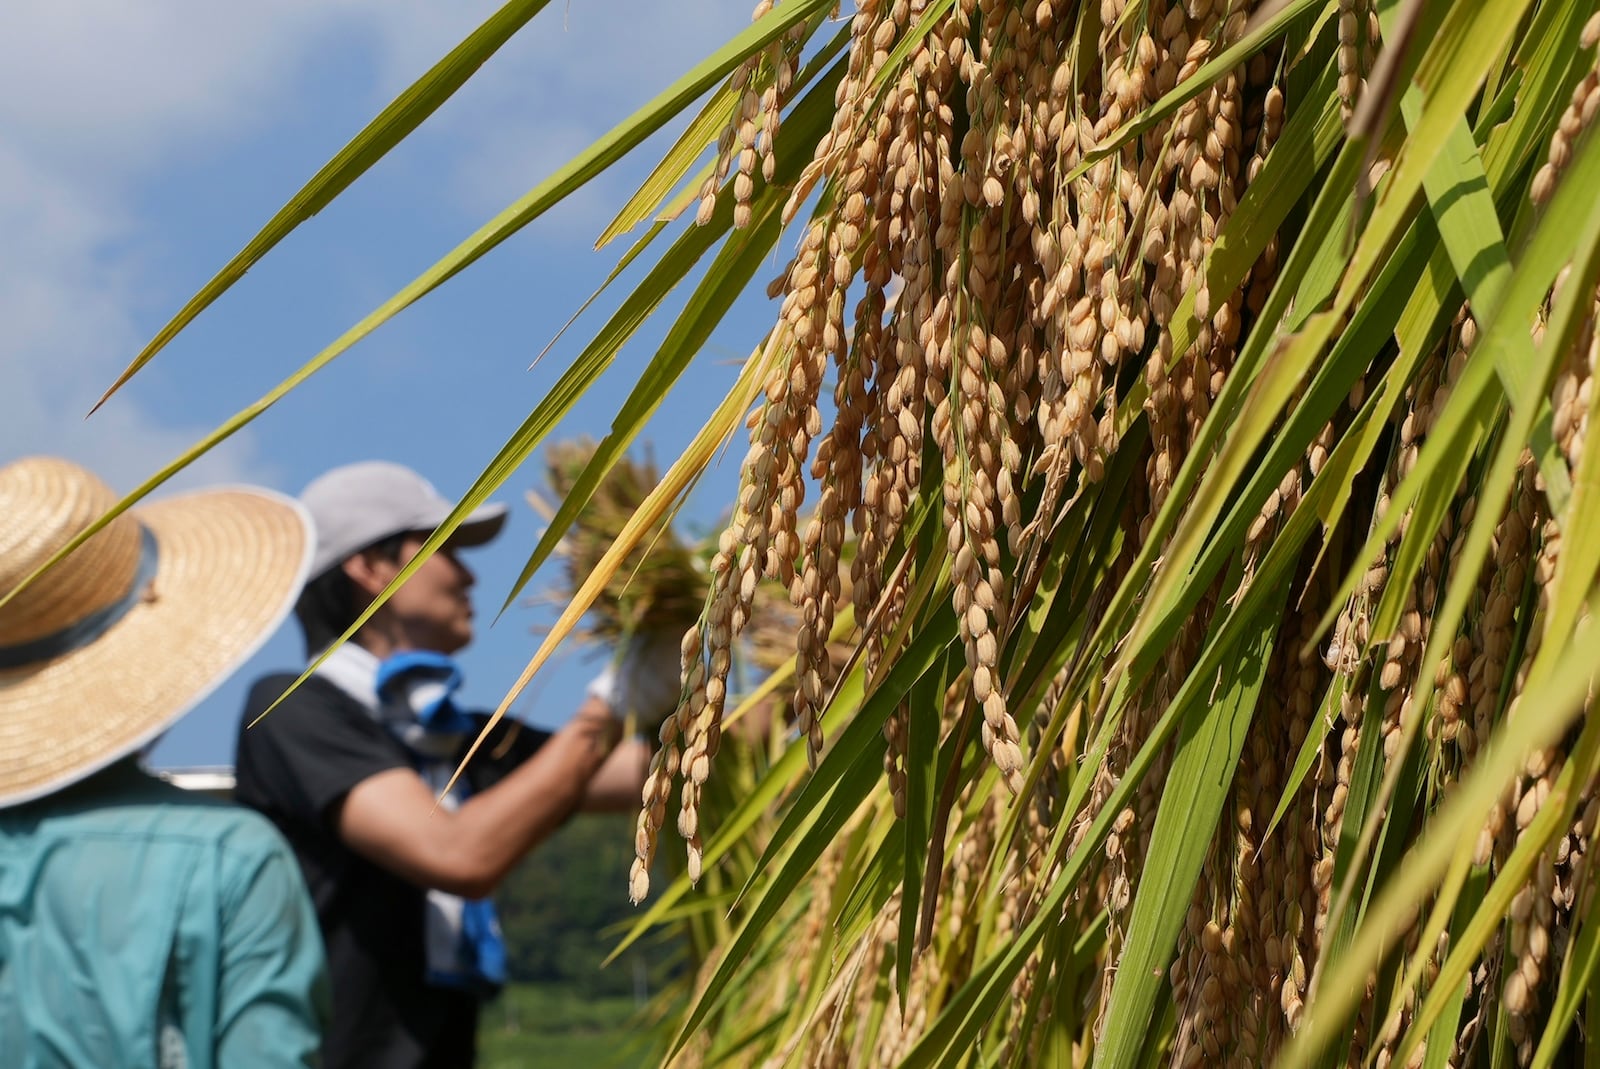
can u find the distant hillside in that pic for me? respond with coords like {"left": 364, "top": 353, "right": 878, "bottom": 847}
{"left": 496, "top": 813, "right": 683, "bottom": 999}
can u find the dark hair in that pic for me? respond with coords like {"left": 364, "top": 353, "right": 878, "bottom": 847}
{"left": 293, "top": 533, "right": 408, "bottom": 657}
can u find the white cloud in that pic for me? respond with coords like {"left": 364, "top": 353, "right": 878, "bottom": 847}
{"left": 0, "top": 137, "right": 268, "bottom": 491}
{"left": 0, "top": 0, "right": 523, "bottom": 489}
{"left": 0, "top": 1, "right": 785, "bottom": 768}
{"left": 0, "top": 2, "right": 510, "bottom": 171}
{"left": 434, "top": 2, "right": 756, "bottom": 234}
{"left": 0, "top": 0, "right": 754, "bottom": 490}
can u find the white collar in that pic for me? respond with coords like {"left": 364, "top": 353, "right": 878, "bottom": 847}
{"left": 311, "top": 642, "right": 381, "bottom": 711}
{"left": 311, "top": 642, "right": 467, "bottom": 765}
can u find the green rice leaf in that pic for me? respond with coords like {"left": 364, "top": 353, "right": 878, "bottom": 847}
{"left": 94, "top": 0, "right": 558, "bottom": 410}
{"left": 1095, "top": 562, "right": 1282, "bottom": 1069}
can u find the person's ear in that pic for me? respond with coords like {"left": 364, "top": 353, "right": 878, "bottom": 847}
{"left": 341, "top": 549, "right": 397, "bottom": 600}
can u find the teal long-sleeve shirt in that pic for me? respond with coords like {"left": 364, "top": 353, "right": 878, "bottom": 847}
{"left": 0, "top": 761, "right": 329, "bottom": 1068}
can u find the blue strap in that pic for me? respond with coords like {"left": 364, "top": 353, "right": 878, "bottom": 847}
{"left": 461, "top": 899, "right": 507, "bottom": 986}
{"left": 375, "top": 650, "right": 507, "bottom": 996}
{"left": 0, "top": 527, "right": 158, "bottom": 671}
{"left": 374, "top": 650, "right": 476, "bottom": 735}
{"left": 425, "top": 900, "right": 508, "bottom": 996}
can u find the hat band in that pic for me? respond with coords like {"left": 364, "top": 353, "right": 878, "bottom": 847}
{"left": 0, "top": 526, "right": 159, "bottom": 671}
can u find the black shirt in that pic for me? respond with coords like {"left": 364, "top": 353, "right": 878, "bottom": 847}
{"left": 234, "top": 673, "right": 549, "bottom": 1069}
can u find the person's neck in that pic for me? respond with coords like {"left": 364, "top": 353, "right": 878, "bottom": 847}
{"left": 352, "top": 626, "right": 412, "bottom": 662}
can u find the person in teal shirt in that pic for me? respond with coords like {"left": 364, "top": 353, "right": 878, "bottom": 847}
{"left": 0, "top": 456, "right": 329, "bottom": 1068}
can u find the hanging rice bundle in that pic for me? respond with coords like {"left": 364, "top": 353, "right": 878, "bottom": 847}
{"left": 120, "top": 0, "right": 1600, "bottom": 1062}
{"left": 530, "top": 437, "right": 853, "bottom": 684}
{"left": 617, "top": 3, "right": 1600, "bottom": 1068}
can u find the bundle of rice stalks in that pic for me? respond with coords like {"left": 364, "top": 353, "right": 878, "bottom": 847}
{"left": 530, "top": 437, "right": 855, "bottom": 687}
{"left": 529, "top": 438, "right": 709, "bottom": 644}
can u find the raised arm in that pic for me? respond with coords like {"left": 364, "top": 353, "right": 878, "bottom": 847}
{"left": 336, "top": 697, "right": 624, "bottom": 898}
{"left": 580, "top": 735, "right": 652, "bottom": 812}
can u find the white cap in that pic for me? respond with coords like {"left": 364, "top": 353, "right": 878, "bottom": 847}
{"left": 299, "top": 461, "right": 508, "bottom": 578}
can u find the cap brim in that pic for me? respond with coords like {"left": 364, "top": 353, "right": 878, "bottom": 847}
{"left": 445, "top": 502, "right": 508, "bottom": 548}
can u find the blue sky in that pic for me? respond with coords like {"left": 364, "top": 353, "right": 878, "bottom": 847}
{"left": 0, "top": 1, "right": 786, "bottom": 767}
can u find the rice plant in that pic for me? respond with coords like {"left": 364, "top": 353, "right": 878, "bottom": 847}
{"left": 68, "top": 0, "right": 1600, "bottom": 1065}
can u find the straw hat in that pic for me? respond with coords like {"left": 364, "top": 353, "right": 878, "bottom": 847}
{"left": 0, "top": 457, "right": 313, "bottom": 807}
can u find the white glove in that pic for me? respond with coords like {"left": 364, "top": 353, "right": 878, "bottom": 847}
{"left": 585, "top": 631, "right": 684, "bottom": 729}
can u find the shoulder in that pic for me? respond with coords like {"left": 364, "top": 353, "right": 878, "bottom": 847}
{"left": 123, "top": 783, "right": 303, "bottom": 880}
{"left": 243, "top": 672, "right": 356, "bottom": 724}
{"left": 238, "top": 673, "right": 386, "bottom": 754}
{"left": 49, "top": 771, "right": 288, "bottom": 853}
{"left": 236, "top": 673, "right": 410, "bottom": 817}
{"left": 184, "top": 803, "right": 302, "bottom": 879}
{"left": 205, "top": 800, "right": 299, "bottom": 855}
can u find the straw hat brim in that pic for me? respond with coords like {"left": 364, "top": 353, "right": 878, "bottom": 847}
{"left": 0, "top": 486, "right": 312, "bottom": 807}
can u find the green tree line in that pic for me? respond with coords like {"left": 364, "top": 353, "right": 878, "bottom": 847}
{"left": 496, "top": 813, "right": 682, "bottom": 1000}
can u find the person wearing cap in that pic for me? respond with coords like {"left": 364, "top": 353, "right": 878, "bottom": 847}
{"left": 0, "top": 457, "right": 328, "bottom": 1067}
{"left": 233, "top": 461, "right": 678, "bottom": 1069}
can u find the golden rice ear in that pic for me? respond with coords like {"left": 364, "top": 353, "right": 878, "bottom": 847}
{"left": 620, "top": 0, "right": 1600, "bottom": 1058}
{"left": 110, "top": 0, "right": 1600, "bottom": 1056}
